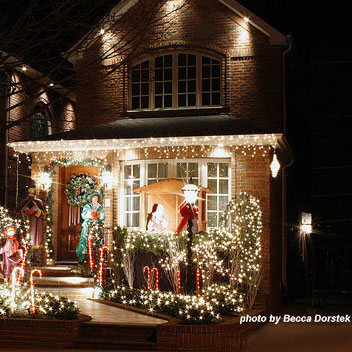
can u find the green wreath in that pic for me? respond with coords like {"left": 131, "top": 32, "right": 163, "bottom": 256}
{"left": 65, "top": 174, "right": 97, "bottom": 207}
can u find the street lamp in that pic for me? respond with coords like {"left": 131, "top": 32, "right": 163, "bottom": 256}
{"left": 181, "top": 183, "right": 199, "bottom": 294}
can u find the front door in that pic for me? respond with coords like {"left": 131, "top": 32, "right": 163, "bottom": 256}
{"left": 58, "top": 165, "right": 99, "bottom": 261}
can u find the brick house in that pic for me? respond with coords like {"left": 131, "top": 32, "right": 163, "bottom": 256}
{"left": 0, "top": 59, "right": 75, "bottom": 211}
{"left": 9, "top": 0, "right": 292, "bottom": 311}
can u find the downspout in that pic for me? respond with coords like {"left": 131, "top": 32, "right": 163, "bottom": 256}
{"left": 281, "top": 35, "right": 293, "bottom": 290}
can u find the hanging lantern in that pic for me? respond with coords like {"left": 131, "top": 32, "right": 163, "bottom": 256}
{"left": 270, "top": 152, "right": 280, "bottom": 178}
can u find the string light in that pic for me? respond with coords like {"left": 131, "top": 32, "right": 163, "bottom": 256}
{"left": 88, "top": 234, "right": 95, "bottom": 270}
{"left": 270, "top": 152, "right": 280, "bottom": 178}
{"left": 98, "top": 245, "right": 109, "bottom": 286}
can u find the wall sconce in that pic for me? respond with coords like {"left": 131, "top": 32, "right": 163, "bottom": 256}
{"left": 38, "top": 172, "right": 52, "bottom": 190}
{"left": 301, "top": 212, "right": 312, "bottom": 234}
{"left": 101, "top": 165, "right": 115, "bottom": 189}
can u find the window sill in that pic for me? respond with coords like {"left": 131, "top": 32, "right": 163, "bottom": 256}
{"left": 124, "top": 107, "right": 225, "bottom": 118}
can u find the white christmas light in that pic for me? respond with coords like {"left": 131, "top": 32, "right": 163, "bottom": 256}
{"left": 38, "top": 172, "right": 52, "bottom": 190}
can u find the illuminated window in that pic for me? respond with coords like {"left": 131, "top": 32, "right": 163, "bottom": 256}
{"left": 130, "top": 53, "right": 222, "bottom": 110}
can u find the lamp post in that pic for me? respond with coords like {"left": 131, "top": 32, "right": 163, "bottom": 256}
{"left": 181, "top": 183, "right": 199, "bottom": 294}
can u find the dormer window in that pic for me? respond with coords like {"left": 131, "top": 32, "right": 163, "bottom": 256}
{"left": 130, "top": 52, "right": 222, "bottom": 110}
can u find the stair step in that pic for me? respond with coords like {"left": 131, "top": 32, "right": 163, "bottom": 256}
{"left": 33, "top": 276, "right": 94, "bottom": 287}
{"left": 37, "top": 287, "right": 94, "bottom": 300}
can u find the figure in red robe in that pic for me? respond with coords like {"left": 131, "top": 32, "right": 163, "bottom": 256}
{"left": 0, "top": 224, "right": 20, "bottom": 280}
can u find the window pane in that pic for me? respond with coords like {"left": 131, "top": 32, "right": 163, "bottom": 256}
{"left": 133, "top": 165, "right": 140, "bottom": 178}
{"left": 177, "top": 163, "right": 187, "bottom": 178}
{"left": 188, "top": 67, "right": 196, "bottom": 79}
{"left": 155, "top": 69, "right": 162, "bottom": 81}
{"left": 124, "top": 165, "right": 131, "bottom": 176}
{"left": 219, "top": 163, "right": 228, "bottom": 177}
{"left": 188, "top": 163, "right": 198, "bottom": 177}
{"left": 158, "top": 163, "right": 168, "bottom": 178}
{"left": 141, "top": 60, "right": 149, "bottom": 69}
{"left": 125, "top": 197, "right": 131, "bottom": 211}
{"left": 148, "top": 163, "right": 157, "bottom": 178}
{"left": 132, "top": 97, "right": 140, "bottom": 109}
{"left": 188, "top": 94, "right": 196, "bottom": 106}
{"left": 141, "top": 70, "right": 149, "bottom": 82}
{"left": 219, "top": 196, "right": 229, "bottom": 211}
{"left": 207, "top": 163, "right": 217, "bottom": 177}
{"left": 132, "top": 70, "right": 140, "bottom": 82}
{"left": 207, "top": 196, "right": 217, "bottom": 210}
{"left": 155, "top": 96, "right": 162, "bottom": 108}
{"left": 208, "top": 179, "right": 217, "bottom": 193}
{"left": 132, "top": 84, "right": 140, "bottom": 95}
{"left": 124, "top": 181, "right": 132, "bottom": 195}
{"left": 178, "top": 54, "right": 186, "bottom": 66}
{"left": 219, "top": 179, "right": 228, "bottom": 194}
{"left": 141, "top": 83, "right": 149, "bottom": 95}
{"left": 164, "top": 55, "right": 172, "bottom": 67}
{"left": 125, "top": 213, "right": 131, "bottom": 227}
{"left": 188, "top": 54, "right": 196, "bottom": 66}
{"left": 164, "top": 95, "right": 172, "bottom": 107}
{"left": 202, "top": 79, "right": 210, "bottom": 92}
{"left": 188, "top": 80, "right": 196, "bottom": 92}
{"left": 208, "top": 212, "right": 217, "bottom": 227}
{"left": 202, "top": 56, "right": 210, "bottom": 64}
{"left": 212, "top": 65, "right": 220, "bottom": 77}
{"left": 212, "top": 79, "right": 220, "bottom": 91}
{"left": 155, "top": 56, "right": 163, "bottom": 68}
{"left": 132, "top": 213, "right": 139, "bottom": 227}
{"left": 164, "top": 82, "right": 172, "bottom": 94}
{"left": 178, "top": 81, "right": 186, "bottom": 93}
{"left": 202, "top": 66, "right": 210, "bottom": 78}
{"left": 202, "top": 93, "right": 210, "bottom": 105}
{"left": 133, "top": 180, "right": 140, "bottom": 192}
{"left": 148, "top": 179, "right": 157, "bottom": 185}
{"left": 212, "top": 92, "right": 220, "bottom": 105}
{"left": 178, "top": 67, "right": 186, "bottom": 80}
{"left": 155, "top": 82, "right": 163, "bottom": 94}
{"left": 164, "top": 68, "right": 172, "bottom": 80}
{"left": 133, "top": 197, "right": 140, "bottom": 211}
{"left": 141, "top": 96, "right": 149, "bottom": 108}
{"left": 178, "top": 94, "right": 186, "bottom": 107}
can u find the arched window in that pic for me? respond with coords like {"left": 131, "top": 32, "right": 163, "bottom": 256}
{"left": 130, "top": 52, "right": 222, "bottom": 110}
{"left": 30, "top": 104, "right": 49, "bottom": 140}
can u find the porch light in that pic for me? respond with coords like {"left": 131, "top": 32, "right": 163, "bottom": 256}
{"left": 270, "top": 152, "right": 280, "bottom": 178}
{"left": 38, "top": 172, "right": 52, "bottom": 190}
{"left": 301, "top": 212, "right": 312, "bottom": 235}
{"left": 182, "top": 183, "right": 199, "bottom": 204}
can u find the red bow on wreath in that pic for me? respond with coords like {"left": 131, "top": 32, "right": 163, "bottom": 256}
{"left": 176, "top": 201, "right": 198, "bottom": 235}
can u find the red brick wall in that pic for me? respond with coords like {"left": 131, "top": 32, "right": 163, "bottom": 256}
{"left": 74, "top": 0, "right": 283, "bottom": 132}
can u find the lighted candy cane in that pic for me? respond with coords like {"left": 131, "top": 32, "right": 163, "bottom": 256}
{"left": 20, "top": 245, "right": 28, "bottom": 273}
{"left": 196, "top": 268, "right": 201, "bottom": 297}
{"left": 177, "top": 269, "right": 181, "bottom": 294}
{"left": 143, "top": 266, "right": 159, "bottom": 291}
{"left": 30, "top": 269, "right": 42, "bottom": 314}
{"left": 11, "top": 267, "right": 24, "bottom": 313}
{"left": 98, "top": 245, "right": 109, "bottom": 286}
{"left": 88, "top": 234, "right": 94, "bottom": 270}
{"left": 143, "top": 266, "right": 151, "bottom": 290}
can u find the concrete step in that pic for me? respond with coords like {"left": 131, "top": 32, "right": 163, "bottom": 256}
{"left": 37, "top": 287, "right": 94, "bottom": 300}
{"left": 33, "top": 276, "right": 94, "bottom": 287}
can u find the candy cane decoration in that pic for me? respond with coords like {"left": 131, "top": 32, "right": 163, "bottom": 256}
{"left": 88, "top": 234, "right": 94, "bottom": 270}
{"left": 196, "top": 268, "right": 201, "bottom": 296}
{"left": 177, "top": 270, "right": 181, "bottom": 294}
{"left": 30, "top": 269, "right": 42, "bottom": 314}
{"left": 143, "top": 266, "right": 151, "bottom": 290}
{"left": 20, "top": 245, "right": 28, "bottom": 273}
{"left": 98, "top": 245, "right": 109, "bottom": 286}
{"left": 143, "top": 266, "right": 159, "bottom": 291}
{"left": 11, "top": 267, "right": 24, "bottom": 313}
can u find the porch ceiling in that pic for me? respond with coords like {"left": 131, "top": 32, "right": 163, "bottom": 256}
{"left": 8, "top": 114, "right": 282, "bottom": 153}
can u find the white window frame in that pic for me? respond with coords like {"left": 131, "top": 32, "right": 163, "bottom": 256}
{"left": 120, "top": 158, "right": 231, "bottom": 229}
{"left": 129, "top": 52, "right": 223, "bottom": 111}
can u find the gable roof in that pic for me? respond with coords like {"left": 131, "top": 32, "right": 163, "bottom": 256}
{"left": 64, "top": 0, "right": 287, "bottom": 63}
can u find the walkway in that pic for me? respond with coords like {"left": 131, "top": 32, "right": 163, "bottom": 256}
{"left": 76, "top": 298, "right": 167, "bottom": 325}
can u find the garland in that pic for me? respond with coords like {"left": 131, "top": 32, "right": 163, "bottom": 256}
{"left": 44, "top": 158, "right": 106, "bottom": 263}
{"left": 65, "top": 174, "right": 97, "bottom": 207}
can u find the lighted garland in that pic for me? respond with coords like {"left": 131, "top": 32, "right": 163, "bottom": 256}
{"left": 0, "top": 281, "right": 79, "bottom": 319}
{"left": 43, "top": 158, "right": 106, "bottom": 263}
{"left": 65, "top": 174, "right": 97, "bottom": 207}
